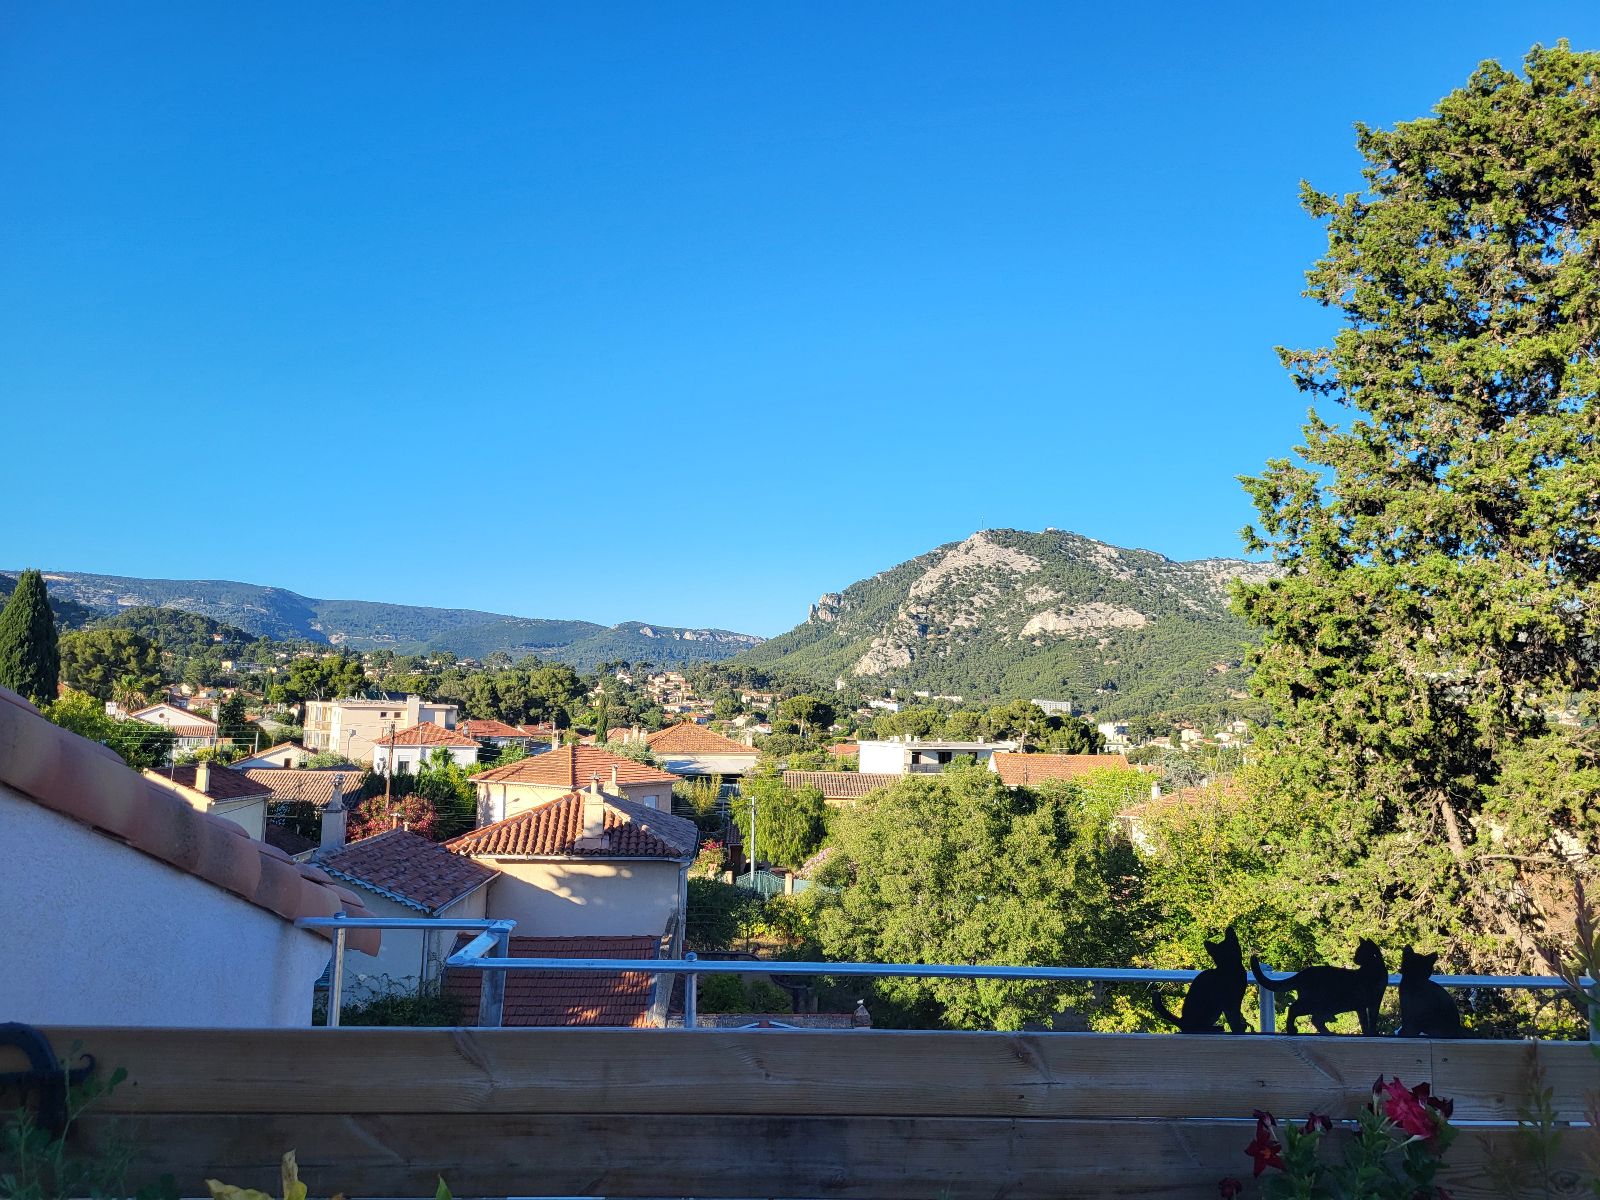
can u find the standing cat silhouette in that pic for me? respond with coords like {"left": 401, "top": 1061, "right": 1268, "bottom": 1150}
{"left": 1150, "top": 927, "right": 1248, "bottom": 1033}
{"left": 1251, "top": 939, "right": 1388, "bottom": 1035}
{"left": 1397, "top": 947, "right": 1463, "bottom": 1037}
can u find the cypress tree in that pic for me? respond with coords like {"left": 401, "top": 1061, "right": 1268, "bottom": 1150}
{"left": 0, "top": 569, "right": 61, "bottom": 706}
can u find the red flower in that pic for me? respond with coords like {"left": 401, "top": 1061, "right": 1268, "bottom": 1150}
{"left": 1245, "top": 1111, "right": 1283, "bottom": 1177}
{"left": 1218, "top": 1178, "right": 1244, "bottom": 1199}
{"left": 1379, "top": 1078, "right": 1438, "bottom": 1140}
{"left": 1302, "top": 1112, "right": 1332, "bottom": 1134}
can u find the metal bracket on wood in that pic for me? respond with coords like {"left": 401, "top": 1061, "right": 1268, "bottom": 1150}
{"left": 0, "top": 1023, "right": 94, "bottom": 1139}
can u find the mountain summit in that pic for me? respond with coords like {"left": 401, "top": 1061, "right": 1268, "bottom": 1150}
{"left": 739, "top": 529, "right": 1271, "bottom": 718}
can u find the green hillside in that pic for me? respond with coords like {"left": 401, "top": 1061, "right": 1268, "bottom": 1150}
{"left": 738, "top": 529, "right": 1270, "bottom": 721}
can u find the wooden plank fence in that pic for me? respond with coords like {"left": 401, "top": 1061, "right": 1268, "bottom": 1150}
{"left": 30, "top": 1028, "right": 1599, "bottom": 1198}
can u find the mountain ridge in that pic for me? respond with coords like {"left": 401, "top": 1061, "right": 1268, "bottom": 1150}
{"left": 737, "top": 528, "right": 1272, "bottom": 721}
{"left": 4, "top": 570, "right": 763, "bottom": 670}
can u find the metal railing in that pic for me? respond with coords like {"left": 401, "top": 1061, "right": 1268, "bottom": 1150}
{"left": 297, "top": 913, "right": 1596, "bottom": 1036}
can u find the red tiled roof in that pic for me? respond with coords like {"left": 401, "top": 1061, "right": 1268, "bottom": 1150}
{"left": 446, "top": 790, "right": 698, "bottom": 859}
{"left": 517, "top": 721, "right": 557, "bottom": 738}
{"left": 319, "top": 829, "right": 498, "bottom": 913}
{"left": 827, "top": 743, "right": 860, "bottom": 758}
{"left": 242, "top": 768, "right": 364, "bottom": 808}
{"left": 472, "top": 743, "right": 678, "bottom": 788}
{"left": 989, "top": 751, "right": 1131, "bottom": 787}
{"left": 646, "top": 723, "right": 757, "bottom": 756}
{"left": 373, "top": 722, "right": 479, "bottom": 749}
{"left": 781, "top": 771, "right": 901, "bottom": 801}
{"left": 241, "top": 741, "right": 305, "bottom": 761}
{"left": 130, "top": 703, "right": 216, "bottom": 731}
{"left": 444, "top": 935, "right": 662, "bottom": 1027}
{"left": 460, "top": 719, "right": 528, "bottom": 740}
{"left": 144, "top": 763, "right": 272, "bottom": 803}
{"left": 0, "top": 687, "right": 378, "bottom": 953}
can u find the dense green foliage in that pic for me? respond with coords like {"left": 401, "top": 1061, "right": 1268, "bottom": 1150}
{"left": 58, "top": 627, "right": 162, "bottom": 702}
{"left": 735, "top": 774, "right": 829, "bottom": 869}
{"left": 738, "top": 529, "right": 1264, "bottom": 725}
{"left": 44, "top": 689, "right": 175, "bottom": 770}
{"left": 0, "top": 569, "right": 59, "bottom": 705}
{"left": 685, "top": 877, "right": 765, "bottom": 951}
{"left": 812, "top": 764, "right": 1150, "bottom": 1029}
{"left": 1236, "top": 42, "right": 1600, "bottom": 978}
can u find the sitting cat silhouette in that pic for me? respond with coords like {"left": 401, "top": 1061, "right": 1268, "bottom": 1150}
{"left": 1150, "top": 927, "right": 1248, "bottom": 1033}
{"left": 1251, "top": 938, "right": 1388, "bottom": 1035}
{"left": 1397, "top": 947, "right": 1463, "bottom": 1037}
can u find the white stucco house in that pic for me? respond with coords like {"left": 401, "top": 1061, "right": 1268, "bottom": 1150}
{"left": 234, "top": 741, "right": 314, "bottom": 769}
{"left": 446, "top": 779, "right": 698, "bottom": 953}
{"left": 644, "top": 722, "right": 760, "bottom": 778}
{"left": 372, "top": 722, "right": 481, "bottom": 776}
{"left": 0, "top": 685, "right": 379, "bottom": 1028}
{"left": 129, "top": 701, "right": 218, "bottom": 757}
{"left": 316, "top": 829, "right": 498, "bottom": 993}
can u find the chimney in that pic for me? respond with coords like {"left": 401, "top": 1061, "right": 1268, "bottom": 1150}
{"left": 852, "top": 1000, "right": 872, "bottom": 1028}
{"left": 610, "top": 764, "right": 620, "bottom": 792}
{"left": 576, "top": 775, "right": 607, "bottom": 848}
{"left": 320, "top": 777, "right": 348, "bottom": 851}
{"left": 194, "top": 759, "right": 210, "bottom": 795}
{"left": 1151, "top": 782, "right": 1162, "bottom": 801}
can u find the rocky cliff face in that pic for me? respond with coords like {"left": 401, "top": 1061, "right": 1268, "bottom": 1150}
{"left": 740, "top": 529, "right": 1272, "bottom": 720}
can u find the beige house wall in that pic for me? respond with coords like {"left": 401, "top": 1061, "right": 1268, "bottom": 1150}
{"left": 482, "top": 858, "right": 685, "bottom": 941}
{"left": 304, "top": 697, "right": 460, "bottom": 760}
{"left": 476, "top": 777, "right": 672, "bottom": 825}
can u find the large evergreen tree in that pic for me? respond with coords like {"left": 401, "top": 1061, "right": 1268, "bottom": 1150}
{"left": 0, "top": 569, "right": 60, "bottom": 706}
{"left": 1238, "top": 43, "right": 1600, "bottom": 970}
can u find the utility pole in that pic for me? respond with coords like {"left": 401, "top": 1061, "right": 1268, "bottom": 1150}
{"left": 382, "top": 720, "right": 396, "bottom": 809}
{"left": 747, "top": 792, "right": 757, "bottom": 887}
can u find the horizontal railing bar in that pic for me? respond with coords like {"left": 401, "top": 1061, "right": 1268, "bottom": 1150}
{"left": 437, "top": 954, "right": 1595, "bottom": 992}
{"left": 296, "top": 916, "right": 509, "bottom": 932}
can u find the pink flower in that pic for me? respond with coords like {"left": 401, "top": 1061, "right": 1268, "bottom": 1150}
{"left": 1378, "top": 1078, "right": 1439, "bottom": 1141}
{"left": 1302, "top": 1112, "right": 1332, "bottom": 1134}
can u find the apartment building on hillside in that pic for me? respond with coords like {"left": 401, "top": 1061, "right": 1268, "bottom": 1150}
{"left": 303, "top": 694, "right": 459, "bottom": 760}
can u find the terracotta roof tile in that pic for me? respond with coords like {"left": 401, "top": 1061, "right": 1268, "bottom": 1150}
{"left": 0, "top": 687, "right": 378, "bottom": 954}
{"left": 989, "top": 751, "right": 1131, "bottom": 787}
{"left": 263, "top": 821, "right": 319, "bottom": 858}
{"left": 144, "top": 763, "right": 274, "bottom": 803}
{"left": 781, "top": 771, "right": 901, "bottom": 800}
{"left": 319, "top": 829, "right": 498, "bottom": 913}
{"left": 444, "top": 935, "right": 662, "bottom": 1027}
{"left": 646, "top": 722, "right": 757, "bottom": 756}
{"left": 374, "top": 722, "right": 480, "bottom": 749}
{"left": 827, "top": 743, "right": 860, "bottom": 758}
{"left": 446, "top": 790, "right": 698, "bottom": 859}
{"left": 472, "top": 743, "right": 678, "bottom": 788}
{"left": 460, "top": 719, "right": 529, "bottom": 740}
{"left": 243, "top": 768, "right": 365, "bottom": 808}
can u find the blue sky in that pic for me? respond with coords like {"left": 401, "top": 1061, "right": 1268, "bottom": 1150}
{"left": 3, "top": 3, "right": 1596, "bottom": 636}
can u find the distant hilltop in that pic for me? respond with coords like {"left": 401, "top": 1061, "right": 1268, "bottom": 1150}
{"left": 1, "top": 570, "right": 763, "bottom": 670}
{"left": 735, "top": 528, "right": 1272, "bottom": 718}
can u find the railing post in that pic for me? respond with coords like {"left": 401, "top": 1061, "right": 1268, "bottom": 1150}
{"left": 478, "top": 923, "right": 510, "bottom": 1029}
{"left": 684, "top": 952, "right": 698, "bottom": 1029}
{"left": 328, "top": 925, "right": 347, "bottom": 1028}
{"left": 1257, "top": 964, "right": 1275, "bottom": 1034}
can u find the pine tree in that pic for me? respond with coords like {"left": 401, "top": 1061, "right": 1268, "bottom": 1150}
{"left": 0, "top": 569, "right": 61, "bottom": 706}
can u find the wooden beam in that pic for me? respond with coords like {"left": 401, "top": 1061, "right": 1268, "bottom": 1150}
{"left": 51, "top": 1028, "right": 1457, "bottom": 1118}
{"left": 78, "top": 1113, "right": 1585, "bottom": 1200}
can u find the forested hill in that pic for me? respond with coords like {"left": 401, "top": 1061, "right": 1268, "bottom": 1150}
{"left": 4, "top": 571, "right": 762, "bottom": 668}
{"left": 737, "top": 529, "right": 1273, "bottom": 721}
